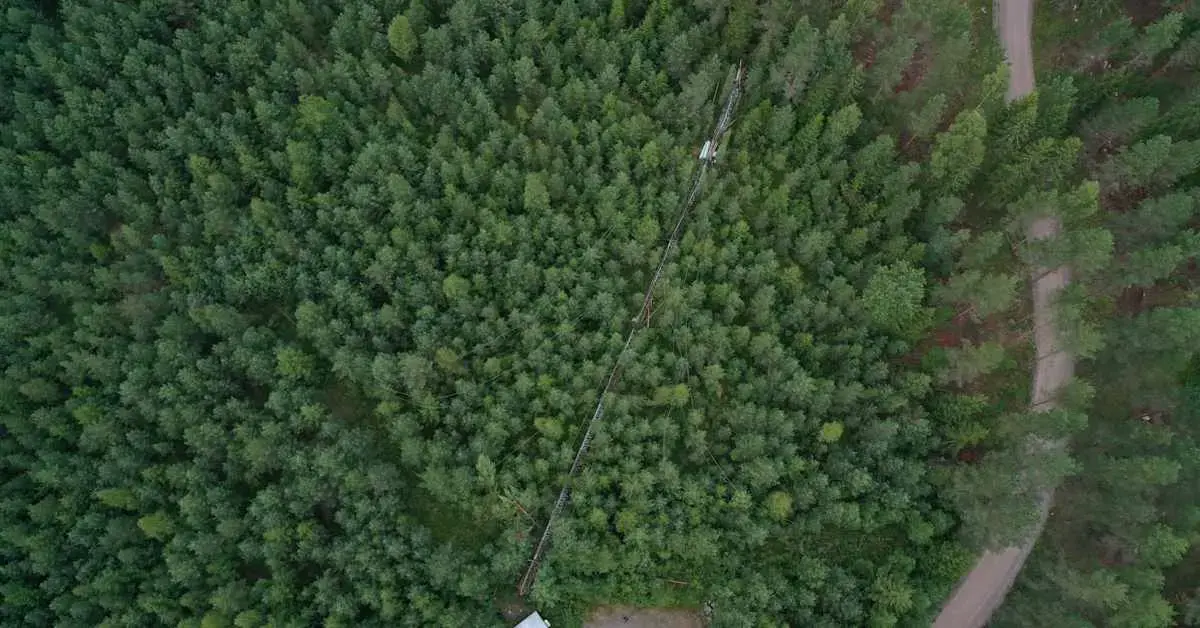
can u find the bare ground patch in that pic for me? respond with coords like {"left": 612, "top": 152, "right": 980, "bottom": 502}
{"left": 584, "top": 607, "right": 705, "bottom": 628}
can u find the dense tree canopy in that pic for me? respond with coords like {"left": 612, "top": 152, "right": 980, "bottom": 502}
{"left": 4, "top": 0, "right": 1194, "bottom": 627}
{"left": 988, "top": 3, "right": 1200, "bottom": 626}
{"left": 0, "top": 1, "right": 1009, "bottom": 625}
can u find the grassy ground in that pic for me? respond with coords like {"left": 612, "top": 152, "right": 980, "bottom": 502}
{"left": 585, "top": 607, "right": 704, "bottom": 628}
{"left": 1032, "top": 0, "right": 1126, "bottom": 71}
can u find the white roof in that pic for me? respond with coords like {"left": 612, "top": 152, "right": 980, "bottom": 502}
{"left": 514, "top": 611, "right": 551, "bottom": 628}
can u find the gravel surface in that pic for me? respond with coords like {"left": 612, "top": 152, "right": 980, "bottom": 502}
{"left": 932, "top": 3, "right": 1076, "bottom": 627}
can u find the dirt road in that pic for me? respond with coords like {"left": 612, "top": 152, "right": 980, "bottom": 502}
{"left": 998, "top": 0, "right": 1036, "bottom": 101}
{"left": 933, "top": 2, "right": 1075, "bottom": 626}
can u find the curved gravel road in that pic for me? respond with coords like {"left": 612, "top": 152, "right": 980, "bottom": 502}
{"left": 933, "top": 1, "right": 1076, "bottom": 626}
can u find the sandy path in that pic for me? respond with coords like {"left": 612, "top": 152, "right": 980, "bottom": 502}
{"left": 932, "top": 2, "right": 1075, "bottom": 626}
{"left": 998, "top": 0, "right": 1036, "bottom": 101}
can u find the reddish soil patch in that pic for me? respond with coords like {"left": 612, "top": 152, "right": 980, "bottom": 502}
{"left": 1124, "top": 0, "right": 1167, "bottom": 26}
{"left": 1102, "top": 183, "right": 1151, "bottom": 214}
{"left": 935, "top": 328, "right": 963, "bottom": 348}
{"left": 1116, "top": 276, "right": 1193, "bottom": 316}
{"left": 852, "top": 0, "right": 903, "bottom": 70}
{"left": 855, "top": 40, "right": 877, "bottom": 70}
{"left": 957, "top": 447, "right": 984, "bottom": 464}
{"left": 893, "top": 45, "right": 930, "bottom": 94}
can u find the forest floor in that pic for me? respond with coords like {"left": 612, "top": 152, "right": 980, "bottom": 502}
{"left": 932, "top": 1, "right": 1075, "bottom": 627}
{"left": 583, "top": 606, "right": 704, "bottom": 628}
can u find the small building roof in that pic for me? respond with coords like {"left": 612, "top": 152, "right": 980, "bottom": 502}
{"left": 514, "top": 611, "right": 551, "bottom": 628}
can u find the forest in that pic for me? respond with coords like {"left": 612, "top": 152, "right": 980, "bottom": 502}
{"left": 989, "top": 2, "right": 1200, "bottom": 626}
{"left": 0, "top": 1, "right": 1196, "bottom": 627}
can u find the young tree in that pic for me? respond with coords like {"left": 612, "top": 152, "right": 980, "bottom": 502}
{"left": 937, "top": 341, "right": 1007, "bottom": 387}
{"left": 936, "top": 270, "right": 1019, "bottom": 321}
{"left": 862, "top": 262, "right": 929, "bottom": 337}
{"left": 929, "top": 109, "right": 987, "bottom": 195}
{"left": 387, "top": 15, "right": 418, "bottom": 62}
